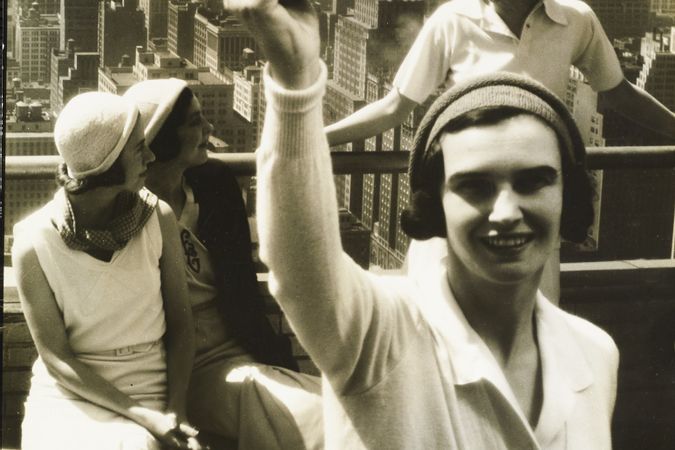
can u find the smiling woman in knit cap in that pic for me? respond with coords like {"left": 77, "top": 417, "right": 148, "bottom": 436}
{"left": 230, "top": 0, "right": 619, "bottom": 448}
{"left": 123, "top": 79, "right": 323, "bottom": 449}
{"left": 12, "top": 91, "right": 203, "bottom": 449}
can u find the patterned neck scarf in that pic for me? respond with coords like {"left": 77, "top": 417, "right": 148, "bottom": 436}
{"left": 51, "top": 187, "right": 158, "bottom": 253}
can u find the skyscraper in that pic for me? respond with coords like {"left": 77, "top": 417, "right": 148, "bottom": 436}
{"left": 140, "top": 0, "right": 169, "bottom": 41}
{"left": 586, "top": 28, "right": 675, "bottom": 261}
{"left": 50, "top": 42, "right": 99, "bottom": 114}
{"left": 16, "top": 0, "right": 59, "bottom": 16}
{"left": 562, "top": 67, "right": 606, "bottom": 253}
{"left": 584, "top": 0, "right": 652, "bottom": 39}
{"left": 60, "top": 0, "right": 98, "bottom": 52}
{"left": 16, "top": 5, "right": 60, "bottom": 84}
{"left": 233, "top": 61, "right": 265, "bottom": 149}
{"left": 194, "top": 10, "right": 258, "bottom": 75}
{"left": 99, "top": 44, "right": 254, "bottom": 153}
{"left": 8, "top": 0, "right": 17, "bottom": 58}
{"left": 326, "top": 0, "right": 425, "bottom": 268}
{"left": 98, "top": 0, "right": 147, "bottom": 68}
{"left": 651, "top": 0, "right": 675, "bottom": 15}
{"left": 637, "top": 27, "right": 675, "bottom": 109}
{"left": 168, "top": 0, "right": 200, "bottom": 62}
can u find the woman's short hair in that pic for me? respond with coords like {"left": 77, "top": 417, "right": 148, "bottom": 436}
{"left": 148, "top": 88, "right": 194, "bottom": 162}
{"left": 56, "top": 157, "right": 127, "bottom": 195}
{"left": 401, "top": 73, "right": 594, "bottom": 244}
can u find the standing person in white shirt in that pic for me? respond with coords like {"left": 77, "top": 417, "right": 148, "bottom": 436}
{"left": 326, "top": 0, "right": 675, "bottom": 145}
{"left": 230, "top": 0, "right": 619, "bottom": 448}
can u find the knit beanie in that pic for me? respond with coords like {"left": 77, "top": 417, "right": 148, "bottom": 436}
{"left": 123, "top": 78, "right": 188, "bottom": 145}
{"left": 408, "top": 71, "right": 586, "bottom": 193}
{"left": 54, "top": 92, "right": 139, "bottom": 179}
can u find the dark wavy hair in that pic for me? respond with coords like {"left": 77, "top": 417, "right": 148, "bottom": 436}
{"left": 400, "top": 106, "right": 594, "bottom": 243}
{"left": 148, "top": 88, "right": 194, "bottom": 161}
{"left": 55, "top": 157, "right": 127, "bottom": 195}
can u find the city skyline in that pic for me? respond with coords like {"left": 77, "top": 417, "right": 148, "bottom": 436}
{"left": 4, "top": 0, "right": 675, "bottom": 267}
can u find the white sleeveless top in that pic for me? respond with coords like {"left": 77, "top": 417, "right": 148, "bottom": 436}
{"left": 15, "top": 198, "right": 169, "bottom": 402}
{"left": 14, "top": 200, "right": 167, "bottom": 354}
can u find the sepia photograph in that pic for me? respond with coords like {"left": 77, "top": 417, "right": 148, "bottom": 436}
{"left": 2, "top": 0, "right": 674, "bottom": 449}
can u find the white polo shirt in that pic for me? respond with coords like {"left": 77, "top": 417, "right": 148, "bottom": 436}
{"left": 393, "top": 0, "right": 624, "bottom": 102}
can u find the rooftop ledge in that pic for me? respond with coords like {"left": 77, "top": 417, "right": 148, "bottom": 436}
{"left": 5, "top": 145, "right": 675, "bottom": 179}
{"left": 4, "top": 259, "right": 675, "bottom": 315}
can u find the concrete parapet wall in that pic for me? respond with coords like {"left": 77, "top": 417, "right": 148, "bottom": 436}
{"left": 560, "top": 260, "right": 675, "bottom": 450}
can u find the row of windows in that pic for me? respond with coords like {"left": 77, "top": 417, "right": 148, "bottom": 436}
{"left": 6, "top": 145, "right": 54, "bottom": 154}
{"left": 7, "top": 191, "right": 52, "bottom": 200}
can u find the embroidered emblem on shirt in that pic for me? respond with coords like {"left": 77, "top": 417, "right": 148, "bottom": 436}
{"left": 181, "top": 229, "right": 201, "bottom": 273}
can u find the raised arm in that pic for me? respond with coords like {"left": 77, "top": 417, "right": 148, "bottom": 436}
{"left": 599, "top": 78, "right": 675, "bottom": 140}
{"left": 232, "top": 0, "right": 418, "bottom": 393}
{"left": 12, "top": 239, "right": 195, "bottom": 449}
{"left": 324, "top": 90, "right": 418, "bottom": 146}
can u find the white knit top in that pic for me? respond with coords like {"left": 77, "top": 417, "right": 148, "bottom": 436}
{"left": 14, "top": 197, "right": 166, "bottom": 354}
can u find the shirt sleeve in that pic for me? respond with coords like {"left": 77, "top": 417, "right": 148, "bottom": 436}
{"left": 256, "top": 62, "right": 419, "bottom": 394}
{"left": 573, "top": 7, "right": 624, "bottom": 92}
{"left": 393, "top": 9, "right": 454, "bottom": 104}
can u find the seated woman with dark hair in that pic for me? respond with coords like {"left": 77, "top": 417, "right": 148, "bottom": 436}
{"left": 123, "top": 79, "right": 323, "bottom": 449}
{"left": 233, "top": 0, "right": 619, "bottom": 448}
{"left": 12, "top": 92, "right": 200, "bottom": 449}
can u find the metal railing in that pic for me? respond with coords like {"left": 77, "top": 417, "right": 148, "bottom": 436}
{"left": 5, "top": 145, "right": 675, "bottom": 179}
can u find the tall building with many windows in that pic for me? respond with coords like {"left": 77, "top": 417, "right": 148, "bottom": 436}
{"left": 332, "top": 0, "right": 424, "bottom": 99}
{"left": 562, "top": 67, "right": 607, "bottom": 253}
{"left": 16, "top": 0, "right": 59, "bottom": 15}
{"left": 579, "top": 27, "right": 675, "bottom": 262}
{"left": 233, "top": 62, "right": 265, "bottom": 149}
{"left": 651, "top": 0, "right": 675, "bottom": 15}
{"left": 361, "top": 73, "right": 386, "bottom": 231}
{"left": 327, "top": 0, "right": 425, "bottom": 268}
{"left": 637, "top": 27, "right": 675, "bottom": 109}
{"left": 60, "top": 0, "right": 98, "bottom": 52}
{"left": 6, "top": 59, "right": 22, "bottom": 87}
{"left": 99, "top": 44, "right": 254, "bottom": 152}
{"left": 168, "top": 0, "right": 200, "bottom": 63}
{"left": 50, "top": 43, "right": 99, "bottom": 115}
{"left": 16, "top": 5, "right": 60, "bottom": 84}
{"left": 98, "top": 0, "right": 147, "bottom": 68}
{"left": 193, "top": 10, "right": 258, "bottom": 75}
{"left": 324, "top": 80, "right": 365, "bottom": 211}
{"left": 584, "top": 0, "right": 652, "bottom": 39}
{"left": 140, "top": 0, "right": 169, "bottom": 41}
{"left": 8, "top": 0, "right": 17, "bottom": 57}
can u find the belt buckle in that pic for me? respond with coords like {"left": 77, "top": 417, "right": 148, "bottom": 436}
{"left": 115, "top": 346, "right": 133, "bottom": 356}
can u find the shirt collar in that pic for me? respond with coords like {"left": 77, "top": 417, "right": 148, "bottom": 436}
{"left": 409, "top": 242, "right": 592, "bottom": 387}
{"left": 411, "top": 259, "right": 593, "bottom": 442}
{"left": 541, "top": 0, "right": 568, "bottom": 26}
{"left": 452, "top": 0, "right": 568, "bottom": 32}
{"left": 533, "top": 292, "right": 593, "bottom": 443}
